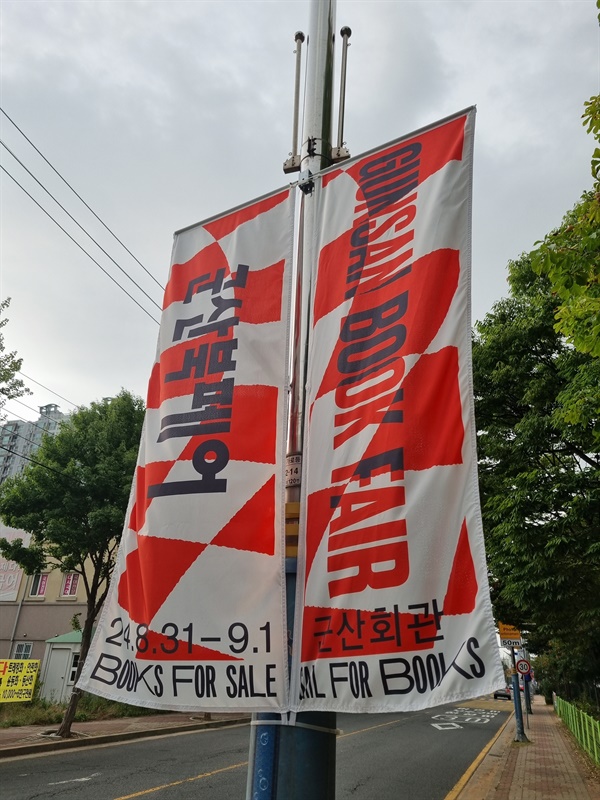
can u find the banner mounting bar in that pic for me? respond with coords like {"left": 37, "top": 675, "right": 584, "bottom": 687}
{"left": 283, "top": 31, "right": 306, "bottom": 175}
{"left": 332, "top": 26, "right": 352, "bottom": 163}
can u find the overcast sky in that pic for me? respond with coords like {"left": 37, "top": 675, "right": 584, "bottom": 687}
{"left": 0, "top": 0, "right": 598, "bottom": 422}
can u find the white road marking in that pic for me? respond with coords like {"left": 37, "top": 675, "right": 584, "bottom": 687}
{"left": 48, "top": 772, "right": 101, "bottom": 785}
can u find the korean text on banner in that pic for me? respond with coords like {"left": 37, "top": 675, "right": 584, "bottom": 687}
{"left": 0, "top": 660, "right": 40, "bottom": 702}
{"left": 78, "top": 188, "right": 295, "bottom": 712}
{"left": 291, "top": 108, "right": 505, "bottom": 712}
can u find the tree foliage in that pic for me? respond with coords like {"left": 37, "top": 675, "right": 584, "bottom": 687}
{"left": 0, "top": 298, "right": 29, "bottom": 418}
{"left": 473, "top": 255, "right": 600, "bottom": 697}
{"left": 534, "top": 638, "right": 600, "bottom": 710}
{"left": 486, "top": 94, "right": 600, "bottom": 705}
{"left": 0, "top": 390, "right": 144, "bottom": 735}
{"left": 531, "top": 95, "right": 600, "bottom": 358}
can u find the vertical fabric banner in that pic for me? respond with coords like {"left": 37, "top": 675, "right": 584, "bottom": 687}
{"left": 79, "top": 188, "right": 295, "bottom": 712}
{"left": 292, "top": 108, "right": 505, "bottom": 712}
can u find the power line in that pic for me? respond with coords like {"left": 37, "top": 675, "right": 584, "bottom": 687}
{"left": 0, "top": 424, "right": 70, "bottom": 477}
{"left": 1, "top": 409, "right": 50, "bottom": 435}
{"left": 1, "top": 139, "right": 162, "bottom": 313}
{"left": 0, "top": 106, "right": 165, "bottom": 292}
{"left": 5, "top": 427, "right": 45, "bottom": 449}
{"left": 0, "top": 443, "right": 70, "bottom": 480}
{"left": 17, "top": 372, "right": 78, "bottom": 409}
{"left": 1, "top": 165, "right": 160, "bottom": 326}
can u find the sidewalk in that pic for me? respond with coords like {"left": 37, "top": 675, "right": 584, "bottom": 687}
{"left": 453, "top": 695, "right": 600, "bottom": 800}
{"left": 0, "top": 711, "right": 250, "bottom": 758}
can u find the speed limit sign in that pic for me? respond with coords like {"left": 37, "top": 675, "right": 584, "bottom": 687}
{"left": 516, "top": 659, "right": 531, "bottom": 675}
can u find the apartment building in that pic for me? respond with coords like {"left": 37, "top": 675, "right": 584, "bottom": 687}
{"left": 0, "top": 403, "right": 67, "bottom": 482}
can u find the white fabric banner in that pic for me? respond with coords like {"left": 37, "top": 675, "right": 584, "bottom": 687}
{"left": 79, "top": 188, "right": 295, "bottom": 712}
{"left": 291, "top": 109, "right": 505, "bottom": 712}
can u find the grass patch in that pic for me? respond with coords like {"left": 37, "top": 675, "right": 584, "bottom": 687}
{"left": 74, "top": 693, "right": 163, "bottom": 722}
{"left": 0, "top": 692, "right": 163, "bottom": 728}
{"left": 0, "top": 699, "right": 64, "bottom": 728}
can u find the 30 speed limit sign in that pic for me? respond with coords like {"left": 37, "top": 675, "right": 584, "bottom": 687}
{"left": 516, "top": 659, "right": 531, "bottom": 675}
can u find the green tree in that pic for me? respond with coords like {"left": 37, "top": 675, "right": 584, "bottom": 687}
{"left": 473, "top": 256, "right": 600, "bottom": 693}
{"left": 534, "top": 638, "right": 600, "bottom": 709}
{"left": 0, "top": 390, "right": 144, "bottom": 736}
{"left": 530, "top": 95, "right": 600, "bottom": 439}
{"left": 480, "top": 92, "right": 600, "bottom": 702}
{"left": 531, "top": 95, "right": 600, "bottom": 358}
{"left": 0, "top": 298, "right": 29, "bottom": 418}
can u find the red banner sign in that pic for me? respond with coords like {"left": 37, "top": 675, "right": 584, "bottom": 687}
{"left": 291, "top": 109, "right": 505, "bottom": 711}
{"left": 79, "top": 189, "right": 295, "bottom": 712}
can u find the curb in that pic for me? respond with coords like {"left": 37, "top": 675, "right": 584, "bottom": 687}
{"left": 0, "top": 716, "right": 251, "bottom": 759}
{"left": 445, "top": 709, "right": 515, "bottom": 799}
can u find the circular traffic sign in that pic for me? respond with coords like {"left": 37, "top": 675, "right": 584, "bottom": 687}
{"left": 516, "top": 658, "right": 531, "bottom": 675}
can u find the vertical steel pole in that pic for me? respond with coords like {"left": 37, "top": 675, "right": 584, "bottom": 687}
{"left": 277, "top": 2, "right": 337, "bottom": 799}
{"left": 288, "top": 0, "right": 336, "bottom": 464}
{"left": 510, "top": 647, "right": 529, "bottom": 742}
{"left": 301, "top": 0, "right": 336, "bottom": 175}
{"left": 524, "top": 677, "right": 533, "bottom": 716}
{"left": 247, "top": 4, "right": 337, "bottom": 798}
{"left": 522, "top": 648, "right": 533, "bottom": 715}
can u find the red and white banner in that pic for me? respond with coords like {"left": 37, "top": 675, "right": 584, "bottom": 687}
{"left": 291, "top": 109, "right": 505, "bottom": 712}
{"left": 79, "top": 189, "right": 295, "bottom": 712}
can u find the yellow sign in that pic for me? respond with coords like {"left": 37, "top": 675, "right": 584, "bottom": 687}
{"left": 498, "top": 622, "right": 522, "bottom": 647}
{"left": 498, "top": 622, "right": 521, "bottom": 639}
{"left": 0, "top": 659, "right": 40, "bottom": 703}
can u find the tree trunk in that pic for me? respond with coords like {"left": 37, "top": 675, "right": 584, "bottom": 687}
{"left": 56, "top": 609, "right": 95, "bottom": 738}
{"left": 55, "top": 685, "right": 83, "bottom": 739}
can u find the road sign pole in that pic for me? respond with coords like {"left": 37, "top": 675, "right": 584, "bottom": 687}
{"left": 522, "top": 649, "right": 533, "bottom": 715}
{"left": 510, "top": 648, "right": 529, "bottom": 742}
{"left": 523, "top": 674, "right": 533, "bottom": 715}
{"left": 515, "top": 655, "right": 533, "bottom": 718}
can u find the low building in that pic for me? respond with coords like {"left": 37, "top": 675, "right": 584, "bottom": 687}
{"left": 0, "top": 405, "right": 87, "bottom": 668}
{"left": 0, "top": 523, "right": 88, "bottom": 663}
{"left": 39, "top": 631, "right": 83, "bottom": 703}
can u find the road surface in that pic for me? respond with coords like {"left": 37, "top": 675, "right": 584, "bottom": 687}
{"left": 0, "top": 702, "right": 510, "bottom": 799}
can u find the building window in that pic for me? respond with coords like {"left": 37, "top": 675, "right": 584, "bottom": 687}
{"left": 61, "top": 573, "right": 79, "bottom": 597}
{"left": 69, "top": 653, "right": 80, "bottom": 684}
{"left": 12, "top": 641, "right": 33, "bottom": 659}
{"left": 29, "top": 574, "right": 48, "bottom": 597}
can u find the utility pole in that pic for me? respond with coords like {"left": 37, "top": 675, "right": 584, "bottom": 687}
{"left": 246, "top": 3, "right": 342, "bottom": 798}
{"left": 510, "top": 647, "right": 529, "bottom": 742}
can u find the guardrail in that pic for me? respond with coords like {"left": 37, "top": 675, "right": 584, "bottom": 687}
{"left": 555, "top": 696, "right": 599, "bottom": 765}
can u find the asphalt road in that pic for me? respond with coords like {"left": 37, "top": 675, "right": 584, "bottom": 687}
{"left": 0, "top": 703, "right": 510, "bottom": 800}
{"left": 336, "top": 705, "right": 508, "bottom": 798}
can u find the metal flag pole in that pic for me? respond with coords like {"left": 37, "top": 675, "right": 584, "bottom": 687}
{"left": 246, "top": 3, "right": 339, "bottom": 798}
{"left": 278, "top": 2, "right": 338, "bottom": 797}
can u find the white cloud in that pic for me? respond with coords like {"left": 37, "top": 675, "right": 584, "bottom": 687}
{"left": 0, "top": 0, "right": 598, "bottom": 416}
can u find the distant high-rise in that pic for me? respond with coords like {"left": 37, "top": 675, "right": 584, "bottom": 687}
{"left": 0, "top": 404, "right": 68, "bottom": 484}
